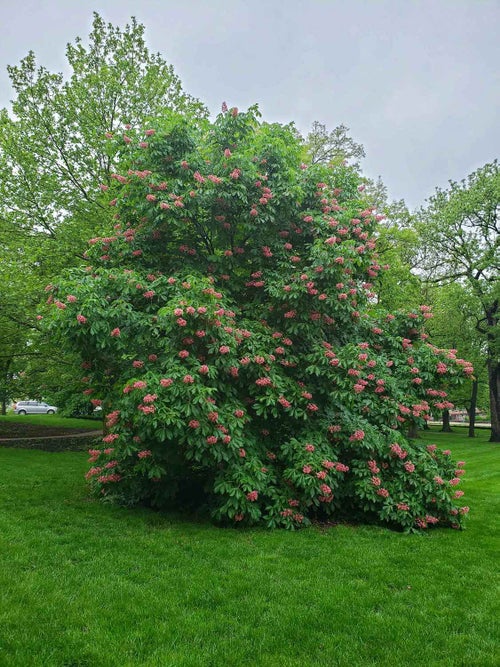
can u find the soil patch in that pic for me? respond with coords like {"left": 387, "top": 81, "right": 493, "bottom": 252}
{"left": 0, "top": 422, "right": 101, "bottom": 439}
{"left": 0, "top": 434, "right": 101, "bottom": 452}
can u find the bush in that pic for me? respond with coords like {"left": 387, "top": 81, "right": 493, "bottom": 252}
{"left": 45, "top": 106, "right": 472, "bottom": 530}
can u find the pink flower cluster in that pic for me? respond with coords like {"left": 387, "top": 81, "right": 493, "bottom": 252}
{"left": 105, "top": 410, "right": 120, "bottom": 428}
{"left": 138, "top": 404, "right": 155, "bottom": 414}
{"left": 390, "top": 443, "right": 407, "bottom": 459}
{"left": 98, "top": 473, "right": 121, "bottom": 484}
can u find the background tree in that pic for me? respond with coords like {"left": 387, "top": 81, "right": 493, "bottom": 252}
{"left": 0, "top": 12, "right": 206, "bottom": 247}
{"left": 427, "top": 283, "right": 489, "bottom": 437}
{"left": 0, "top": 211, "right": 46, "bottom": 412}
{"left": 417, "top": 162, "right": 500, "bottom": 442}
{"left": 306, "top": 121, "right": 366, "bottom": 169}
{"left": 373, "top": 222, "right": 422, "bottom": 312}
{"left": 0, "top": 13, "right": 206, "bottom": 407}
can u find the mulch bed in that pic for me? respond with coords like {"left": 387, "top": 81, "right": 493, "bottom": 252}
{"left": 0, "top": 423, "right": 99, "bottom": 439}
{"left": 0, "top": 435, "right": 101, "bottom": 452}
{"left": 0, "top": 423, "right": 103, "bottom": 452}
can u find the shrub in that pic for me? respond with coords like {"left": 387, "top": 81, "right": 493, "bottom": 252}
{"left": 46, "top": 106, "right": 472, "bottom": 530}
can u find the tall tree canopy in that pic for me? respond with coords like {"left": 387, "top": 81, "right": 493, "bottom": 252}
{"left": 0, "top": 13, "right": 206, "bottom": 408}
{"left": 0, "top": 12, "right": 206, "bottom": 246}
{"left": 417, "top": 162, "right": 500, "bottom": 441}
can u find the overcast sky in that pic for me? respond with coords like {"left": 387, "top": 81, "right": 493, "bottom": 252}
{"left": 0, "top": 0, "right": 498, "bottom": 209}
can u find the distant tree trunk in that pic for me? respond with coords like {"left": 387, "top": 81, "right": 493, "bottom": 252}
{"left": 441, "top": 409, "right": 452, "bottom": 432}
{"left": 467, "top": 379, "right": 478, "bottom": 438}
{"left": 0, "top": 359, "right": 12, "bottom": 415}
{"left": 488, "top": 359, "right": 500, "bottom": 443}
{"left": 407, "top": 421, "right": 419, "bottom": 439}
{"left": 485, "top": 300, "right": 499, "bottom": 443}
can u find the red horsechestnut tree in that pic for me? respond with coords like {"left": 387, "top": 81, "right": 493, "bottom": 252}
{"left": 46, "top": 106, "right": 472, "bottom": 530}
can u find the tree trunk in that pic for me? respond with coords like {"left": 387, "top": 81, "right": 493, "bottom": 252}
{"left": 0, "top": 359, "right": 11, "bottom": 415}
{"left": 407, "top": 421, "right": 419, "bottom": 439}
{"left": 484, "top": 299, "right": 500, "bottom": 443}
{"left": 488, "top": 359, "right": 500, "bottom": 443}
{"left": 467, "top": 379, "right": 478, "bottom": 438}
{"left": 441, "top": 408, "right": 452, "bottom": 432}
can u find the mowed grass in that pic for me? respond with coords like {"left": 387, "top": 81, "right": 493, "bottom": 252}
{"left": 0, "top": 428, "right": 498, "bottom": 666}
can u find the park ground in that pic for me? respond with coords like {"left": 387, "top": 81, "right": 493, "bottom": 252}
{"left": 0, "top": 420, "right": 498, "bottom": 666}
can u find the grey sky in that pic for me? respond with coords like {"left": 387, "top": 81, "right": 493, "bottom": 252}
{"left": 0, "top": 0, "right": 498, "bottom": 209}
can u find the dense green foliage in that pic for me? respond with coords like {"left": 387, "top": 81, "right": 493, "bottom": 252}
{"left": 45, "top": 107, "right": 473, "bottom": 530}
{"left": 427, "top": 283, "right": 490, "bottom": 420}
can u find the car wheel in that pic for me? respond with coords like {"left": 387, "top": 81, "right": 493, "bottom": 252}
{"left": 46, "top": 409, "right": 55, "bottom": 414}
{"left": 18, "top": 410, "right": 27, "bottom": 415}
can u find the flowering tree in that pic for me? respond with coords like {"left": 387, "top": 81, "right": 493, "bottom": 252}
{"left": 46, "top": 106, "right": 472, "bottom": 530}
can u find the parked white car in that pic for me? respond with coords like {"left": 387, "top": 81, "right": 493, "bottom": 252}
{"left": 14, "top": 401, "right": 58, "bottom": 415}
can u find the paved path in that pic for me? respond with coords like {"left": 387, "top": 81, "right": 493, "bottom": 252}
{"left": 428, "top": 421, "right": 491, "bottom": 428}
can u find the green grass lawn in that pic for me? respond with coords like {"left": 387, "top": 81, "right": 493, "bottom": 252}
{"left": 0, "top": 427, "right": 498, "bottom": 666}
